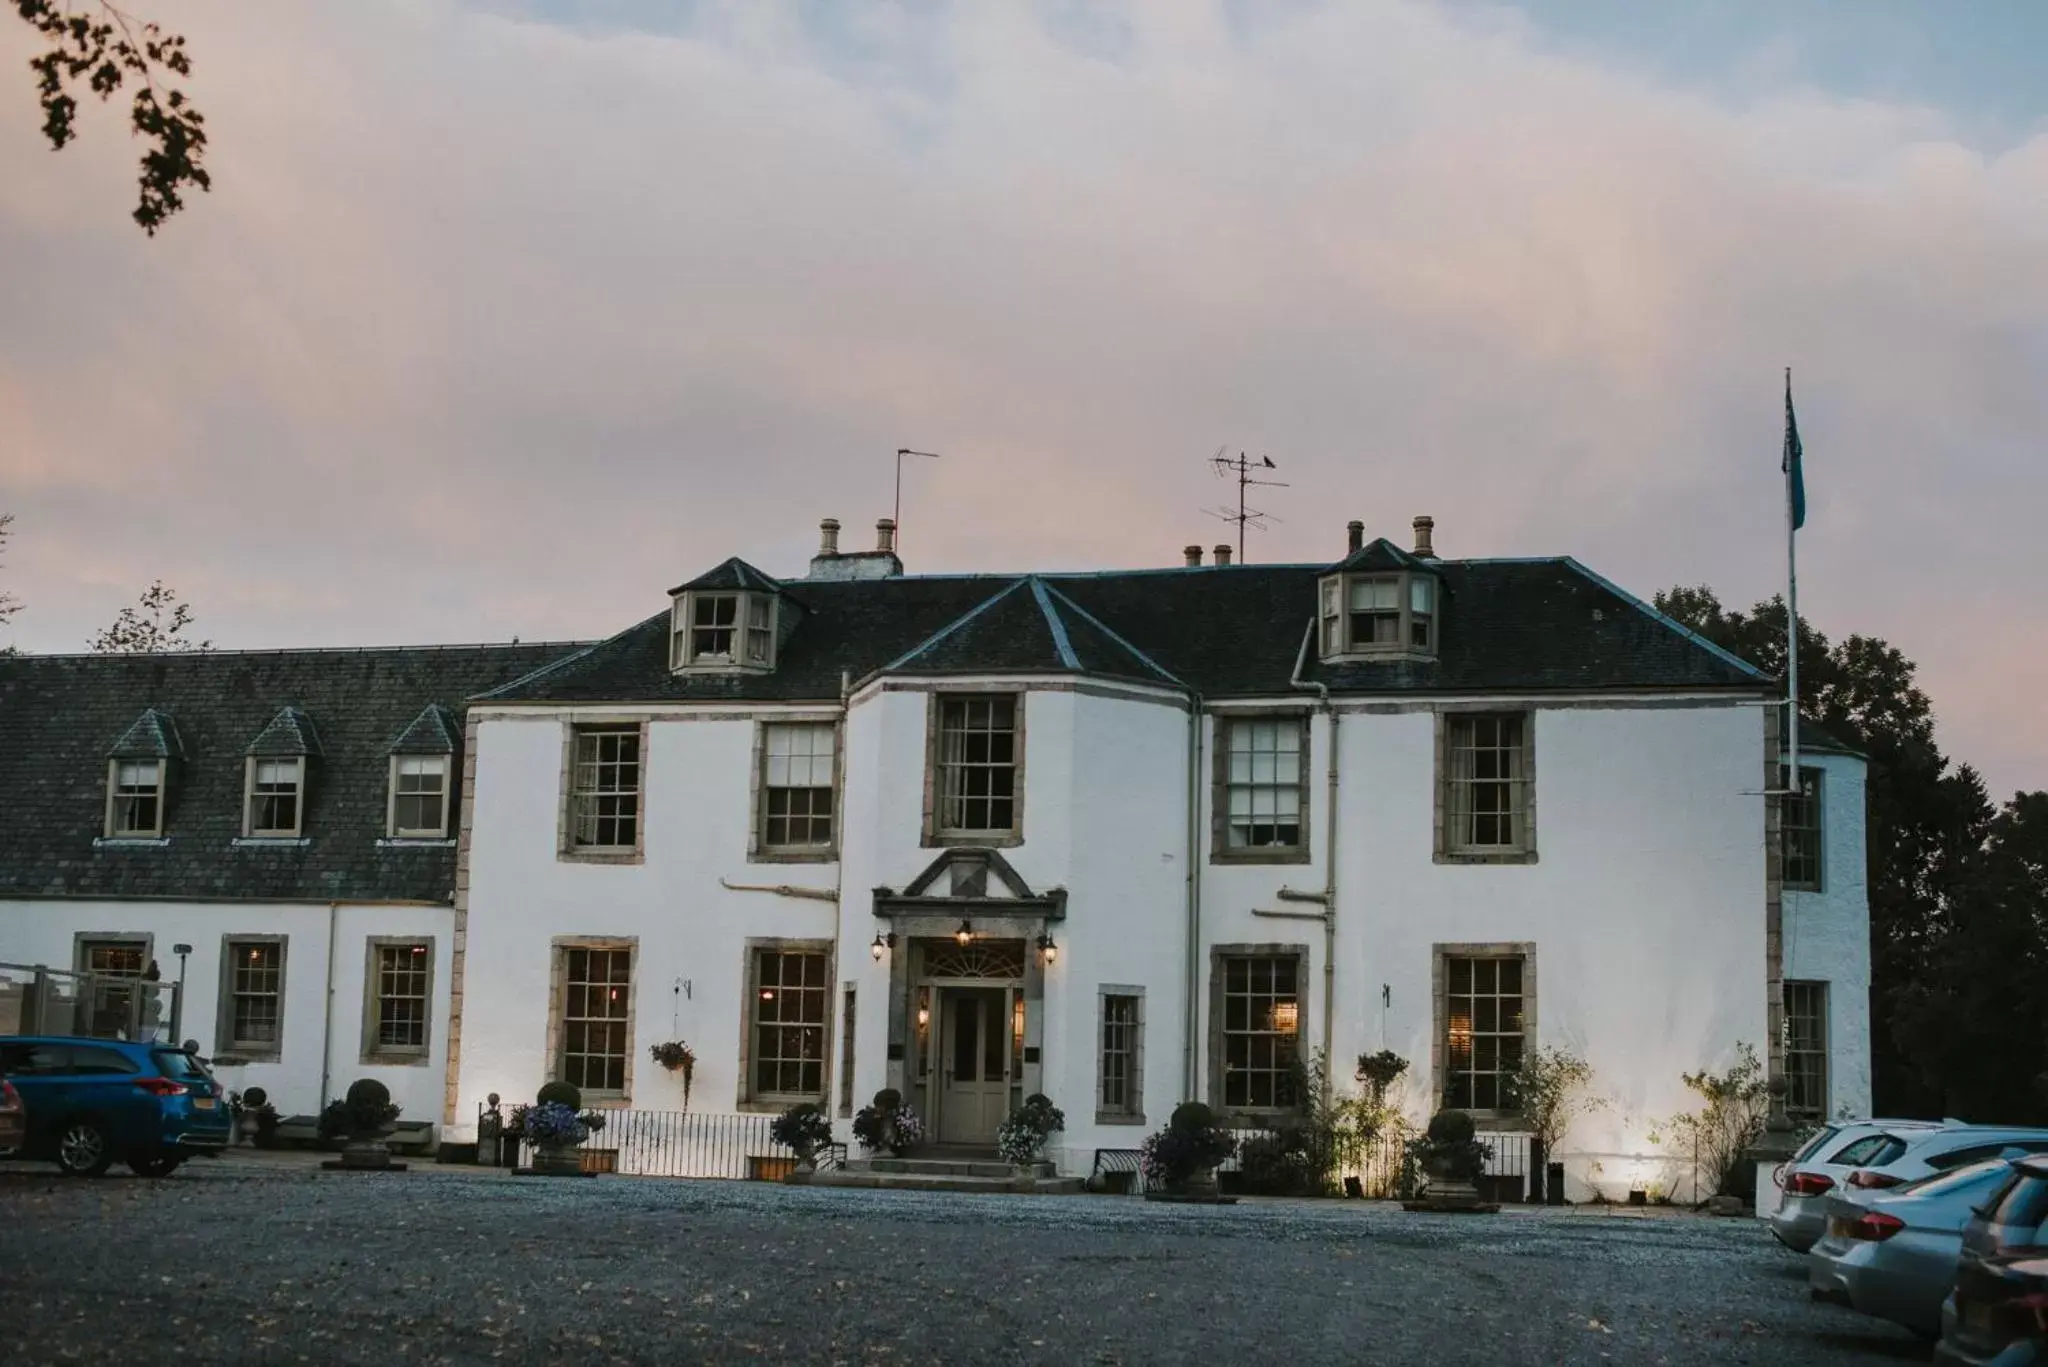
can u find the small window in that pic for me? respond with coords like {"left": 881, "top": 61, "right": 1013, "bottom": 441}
{"left": 1443, "top": 713, "right": 1533, "bottom": 857}
{"left": 1099, "top": 993, "right": 1143, "bottom": 1120}
{"left": 389, "top": 756, "right": 451, "bottom": 838}
{"left": 838, "top": 985, "right": 858, "bottom": 1117}
{"left": 1443, "top": 954, "right": 1526, "bottom": 1111}
{"left": 745, "top": 595, "right": 774, "bottom": 665}
{"left": 761, "top": 723, "right": 837, "bottom": 852}
{"left": 569, "top": 726, "right": 641, "bottom": 851}
{"left": 1829, "top": 1133, "right": 1907, "bottom": 1168}
{"left": 107, "top": 759, "right": 165, "bottom": 837}
{"left": 1319, "top": 578, "right": 1342, "bottom": 655}
{"left": 1347, "top": 577, "right": 1401, "bottom": 646}
{"left": 691, "top": 593, "right": 738, "bottom": 661}
{"left": 1219, "top": 716, "right": 1306, "bottom": 856}
{"left": 933, "top": 695, "right": 1019, "bottom": 839}
{"left": 1218, "top": 954, "right": 1301, "bottom": 1110}
{"left": 1784, "top": 980, "right": 1828, "bottom": 1121}
{"left": 246, "top": 758, "right": 304, "bottom": 838}
{"left": 1784, "top": 767, "right": 1823, "bottom": 891}
{"left": 1409, "top": 575, "right": 1435, "bottom": 649}
{"left": 222, "top": 939, "right": 285, "bottom": 1056}
{"left": 365, "top": 940, "right": 432, "bottom": 1060}
{"left": 557, "top": 946, "right": 632, "bottom": 1095}
{"left": 79, "top": 939, "right": 147, "bottom": 977}
{"left": 748, "top": 948, "right": 830, "bottom": 1103}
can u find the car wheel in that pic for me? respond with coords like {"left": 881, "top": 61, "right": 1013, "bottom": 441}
{"left": 128, "top": 1154, "right": 185, "bottom": 1177}
{"left": 55, "top": 1120, "right": 114, "bottom": 1177}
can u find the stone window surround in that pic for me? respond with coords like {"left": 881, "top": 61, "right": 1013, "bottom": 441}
{"left": 735, "top": 937, "right": 836, "bottom": 1113}
{"left": 104, "top": 757, "right": 168, "bottom": 839}
{"left": 242, "top": 755, "right": 307, "bottom": 840}
{"left": 1784, "top": 978, "right": 1830, "bottom": 1120}
{"left": 215, "top": 933, "right": 289, "bottom": 1064}
{"left": 1096, "top": 983, "right": 1146, "bottom": 1126}
{"left": 73, "top": 931, "right": 154, "bottom": 977}
{"left": 921, "top": 689, "right": 1027, "bottom": 848}
{"left": 1430, "top": 941, "right": 1537, "bottom": 1127}
{"left": 1433, "top": 707, "right": 1539, "bottom": 865}
{"left": 1783, "top": 765, "right": 1825, "bottom": 893}
{"left": 556, "top": 718, "right": 650, "bottom": 864}
{"left": 670, "top": 589, "right": 778, "bottom": 674}
{"left": 1209, "top": 711, "right": 1312, "bottom": 865}
{"left": 1206, "top": 942, "right": 1311, "bottom": 1123}
{"left": 360, "top": 936, "right": 435, "bottom": 1066}
{"left": 386, "top": 753, "right": 454, "bottom": 841}
{"left": 544, "top": 936, "right": 637, "bottom": 1104}
{"left": 747, "top": 715, "right": 845, "bottom": 864}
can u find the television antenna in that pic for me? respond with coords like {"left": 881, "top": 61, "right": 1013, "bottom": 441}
{"left": 1204, "top": 447, "right": 1288, "bottom": 562}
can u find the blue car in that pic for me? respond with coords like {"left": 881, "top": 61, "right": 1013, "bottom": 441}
{"left": 0, "top": 1036, "right": 232, "bottom": 1176}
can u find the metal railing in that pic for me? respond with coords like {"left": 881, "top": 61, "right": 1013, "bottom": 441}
{"left": 0, "top": 962, "right": 180, "bottom": 1043}
{"left": 1221, "top": 1125, "right": 1536, "bottom": 1201}
{"left": 478, "top": 1107, "right": 837, "bottom": 1181}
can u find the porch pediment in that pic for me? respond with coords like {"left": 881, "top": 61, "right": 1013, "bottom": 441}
{"left": 874, "top": 847, "right": 1066, "bottom": 920}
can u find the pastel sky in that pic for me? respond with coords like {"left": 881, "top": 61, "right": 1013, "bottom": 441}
{"left": 2, "top": 2, "right": 2043, "bottom": 798}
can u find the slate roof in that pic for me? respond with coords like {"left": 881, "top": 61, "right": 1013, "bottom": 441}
{"left": 0, "top": 643, "right": 581, "bottom": 903}
{"left": 485, "top": 555, "right": 1770, "bottom": 705}
{"left": 670, "top": 557, "right": 783, "bottom": 595}
{"left": 108, "top": 707, "right": 183, "bottom": 760}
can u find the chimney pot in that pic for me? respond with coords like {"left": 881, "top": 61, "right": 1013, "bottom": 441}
{"left": 1183, "top": 545, "right": 1203, "bottom": 568}
{"left": 1347, "top": 520, "right": 1364, "bottom": 554}
{"left": 1413, "top": 515, "right": 1435, "bottom": 559}
{"left": 876, "top": 518, "right": 897, "bottom": 555}
{"left": 1213, "top": 544, "right": 1233, "bottom": 567}
{"left": 819, "top": 518, "right": 841, "bottom": 556}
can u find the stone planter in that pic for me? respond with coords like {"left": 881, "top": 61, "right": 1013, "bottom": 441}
{"left": 1402, "top": 1161, "right": 1497, "bottom": 1214}
{"left": 1144, "top": 1165, "right": 1236, "bottom": 1204}
{"left": 531, "top": 1143, "right": 588, "bottom": 1177}
{"left": 320, "top": 1123, "right": 406, "bottom": 1173}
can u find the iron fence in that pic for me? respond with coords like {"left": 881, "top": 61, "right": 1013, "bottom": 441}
{"left": 483, "top": 1107, "right": 838, "bottom": 1181}
{"left": 1220, "top": 1125, "right": 1536, "bottom": 1201}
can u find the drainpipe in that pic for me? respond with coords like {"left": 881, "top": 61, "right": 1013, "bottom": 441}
{"left": 1287, "top": 620, "right": 1338, "bottom": 1103}
{"left": 318, "top": 901, "right": 339, "bottom": 1111}
{"left": 1183, "top": 689, "right": 1205, "bottom": 1100}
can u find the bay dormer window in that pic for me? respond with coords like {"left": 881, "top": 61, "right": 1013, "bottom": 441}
{"left": 1318, "top": 569, "right": 1439, "bottom": 661}
{"left": 667, "top": 559, "right": 785, "bottom": 674}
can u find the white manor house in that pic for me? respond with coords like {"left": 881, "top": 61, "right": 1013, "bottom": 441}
{"left": 0, "top": 516, "right": 1870, "bottom": 1199}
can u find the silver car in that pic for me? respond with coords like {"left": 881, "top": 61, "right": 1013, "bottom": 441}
{"left": 1836, "top": 1129, "right": 2048, "bottom": 1199}
{"left": 1807, "top": 1157, "right": 2022, "bottom": 1338}
{"left": 1772, "top": 1119, "right": 1950, "bottom": 1251}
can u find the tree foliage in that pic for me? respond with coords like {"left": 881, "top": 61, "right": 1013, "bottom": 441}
{"left": 1505, "top": 1045, "right": 1601, "bottom": 1157}
{"left": 0, "top": 512, "right": 21, "bottom": 628}
{"left": 1656, "top": 584, "right": 2042, "bottom": 1122}
{"left": 90, "top": 579, "right": 207, "bottom": 653}
{"left": 1652, "top": 1042, "right": 1770, "bottom": 1200}
{"left": 14, "top": 1, "right": 209, "bottom": 233}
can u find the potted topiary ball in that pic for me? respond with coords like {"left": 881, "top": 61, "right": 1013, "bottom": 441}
{"left": 318, "top": 1078, "right": 403, "bottom": 1171}
{"left": 1140, "top": 1102, "right": 1238, "bottom": 1202}
{"left": 1402, "top": 1109, "right": 1497, "bottom": 1213}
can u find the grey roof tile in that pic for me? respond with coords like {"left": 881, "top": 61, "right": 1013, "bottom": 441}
{"left": 246, "top": 706, "right": 323, "bottom": 757}
{"left": 389, "top": 704, "right": 460, "bottom": 755}
{"left": 108, "top": 707, "right": 183, "bottom": 760}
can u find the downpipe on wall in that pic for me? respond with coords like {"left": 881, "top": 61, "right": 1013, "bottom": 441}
{"left": 1287, "top": 620, "right": 1338, "bottom": 1102}
{"left": 319, "top": 900, "right": 338, "bottom": 1111}
{"left": 1183, "top": 688, "right": 1205, "bottom": 1101}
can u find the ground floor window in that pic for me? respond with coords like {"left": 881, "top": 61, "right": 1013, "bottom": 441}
{"left": 1441, "top": 950, "right": 1527, "bottom": 1112}
{"left": 557, "top": 946, "right": 632, "bottom": 1095}
{"left": 1785, "top": 980, "right": 1829, "bottom": 1121}
{"left": 363, "top": 939, "right": 433, "bottom": 1062}
{"left": 220, "top": 938, "right": 287, "bottom": 1058}
{"left": 1215, "top": 951, "right": 1302, "bottom": 1111}
{"left": 747, "top": 945, "right": 831, "bottom": 1104}
{"left": 1098, "top": 989, "right": 1144, "bottom": 1122}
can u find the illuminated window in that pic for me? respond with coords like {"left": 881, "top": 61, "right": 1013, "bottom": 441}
{"left": 558, "top": 947, "right": 632, "bottom": 1095}
{"left": 1442, "top": 713, "right": 1533, "bottom": 858}
{"left": 365, "top": 940, "right": 433, "bottom": 1060}
{"left": 568, "top": 726, "right": 640, "bottom": 851}
{"left": 1217, "top": 953, "right": 1301, "bottom": 1111}
{"left": 1783, "top": 768, "right": 1823, "bottom": 891}
{"left": 1219, "top": 716, "right": 1306, "bottom": 856}
{"left": 1443, "top": 954, "right": 1524, "bottom": 1111}
{"left": 748, "top": 947, "right": 830, "bottom": 1103}
{"left": 219, "top": 938, "right": 287, "bottom": 1058}
{"left": 79, "top": 938, "right": 146, "bottom": 978}
{"left": 1785, "top": 981, "right": 1828, "bottom": 1121}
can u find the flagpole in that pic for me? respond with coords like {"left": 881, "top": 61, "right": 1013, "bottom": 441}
{"left": 1784, "top": 368, "right": 1799, "bottom": 787}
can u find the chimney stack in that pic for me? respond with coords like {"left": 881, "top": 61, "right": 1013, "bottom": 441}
{"left": 1213, "top": 544, "right": 1233, "bottom": 567}
{"left": 818, "top": 518, "right": 840, "bottom": 556}
{"left": 876, "top": 518, "right": 897, "bottom": 555}
{"left": 1347, "top": 520, "right": 1364, "bottom": 554}
{"left": 1183, "top": 545, "right": 1203, "bottom": 567}
{"left": 1412, "top": 515, "right": 1435, "bottom": 559}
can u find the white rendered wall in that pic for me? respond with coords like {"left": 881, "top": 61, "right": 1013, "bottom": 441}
{"left": 0, "top": 899, "right": 454, "bottom": 1124}
{"left": 1782, "top": 751, "right": 1873, "bottom": 1121}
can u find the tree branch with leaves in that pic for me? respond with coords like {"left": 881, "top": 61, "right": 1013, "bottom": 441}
{"left": 91, "top": 578, "right": 207, "bottom": 653}
{"left": 14, "top": 1, "right": 209, "bottom": 232}
{"left": 0, "top": 512, "right": 21, "bottom": 629}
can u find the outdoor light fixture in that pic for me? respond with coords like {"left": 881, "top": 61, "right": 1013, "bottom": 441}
{"left": 870, "top": 931, "right": 897, "bottom": 962}
{"left": 1036, "top": 932, "right": 1058, "bottom": 965}
{"left": 955, "top": 919, "right": 974, "bottom": 946}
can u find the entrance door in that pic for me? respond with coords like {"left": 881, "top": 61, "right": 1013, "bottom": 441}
{"left": 938, "top": 987, "right": 1009, "bottom": 1145}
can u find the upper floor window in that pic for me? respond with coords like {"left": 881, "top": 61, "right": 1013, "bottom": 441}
{"left": 568, "top": 726, "right": 641, "bottom": 853}
{"left": 1318, "top": 570, "right": 1438, "bottom": 660}
{"left": 106, "top": 759, "right": 166, "bottom": 837}
{"left": 245, "top": 758, "right": 305, "bottom": 838}
{"left": 758, "top": 722, "right": 837, "bottom": 855}
{"left": 1438, "top": 712, "right": 1535, "bottom": 862}
{"left": 1784, "top": 767, "right": 1823, "bottom": 891}
{"left": 929, "top": 694, "right": 1020, "bottom": 843}
{"left": 671, "top": 590, "right": 776, "bottom": 672}
{"left": 1215, "top": 715, "right": 1308, "bottom": 861}
{"left": 389, "top": 755, "right": 451, "bottom": 839}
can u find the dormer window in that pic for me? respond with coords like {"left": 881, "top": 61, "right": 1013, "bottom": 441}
{"left": 1319, "top": 569, "right": 1439, "bottom": 661}
{"left": 106, "top": 759, "right": 166, "bottom": 837}
{"left": 672, "top": 590, "right": 777, "bottom": 672}
{"left": 246, "top": 757, "right": 305, "bottom": 838}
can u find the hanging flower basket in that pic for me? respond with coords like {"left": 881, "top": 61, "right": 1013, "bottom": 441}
{"left": 649, "top": 1041, "right": 696, "bottom": 1109}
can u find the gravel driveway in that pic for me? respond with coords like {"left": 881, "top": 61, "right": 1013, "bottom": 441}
{"left": 1, "top": 1156, "right": 1928, "bottom": 1365}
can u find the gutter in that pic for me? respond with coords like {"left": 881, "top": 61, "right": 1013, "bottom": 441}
{"left": 1183, "top": 687, "right": 1205, "bottom": 1100}
{"left": 318, "top": 900, "right": 339, "bottom": 1112}
{"left": 1287, "top": 619, "right": 1338, "bottom": 1102}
